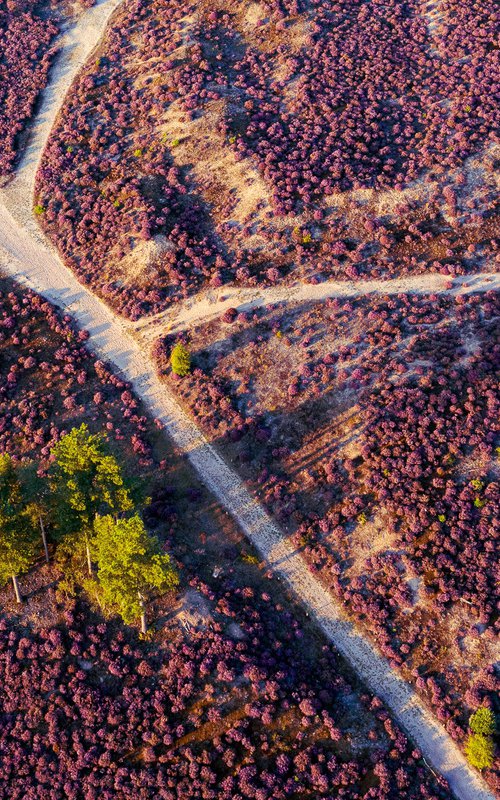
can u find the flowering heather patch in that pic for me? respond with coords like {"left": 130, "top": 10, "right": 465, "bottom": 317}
{"left": 0, "top": 594, "right": 453, "bottom": 800}
{"left": 0, "top": 0, "right": 60, "bottom": 177}
{"left": 0, "top": 279, "right": 454, "bottom": 800}
{"left": 0, "top": 278, "right": 153, "bottom": 464}
{"left": 36, "top": 0, "right": 499, "bottom": 316}
{"left": 154, "top": 289, "right": 500, "bottom": 785}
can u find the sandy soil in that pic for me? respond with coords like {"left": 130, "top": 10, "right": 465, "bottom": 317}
{"left": 133, "top": 269, "right": 500, "bottom": 341}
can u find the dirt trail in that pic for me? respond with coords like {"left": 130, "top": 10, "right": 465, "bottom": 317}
{"left": 0, "top": 5, "right": 497, "bottom": 800}
{"left": 132, "top": 270, "right": 500, "bottom": 340}
{"left": 1, "top": 0, "right": 123, "bottom": 211}
{"left": 0, "top": 206, "right": 497, "bottom": 800}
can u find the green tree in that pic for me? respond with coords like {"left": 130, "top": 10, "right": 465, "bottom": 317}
{"left": 0, "top": 454, "right": 37, "bottom": 602}
{"left": 49, "top": 424, "right": 133, "bottom": 575}
{"left": 170, "top": 342, "right": 191, "bottom": 377}
{"left": 95, "top": 514, "right": 178, "bottom": 633}
{"left": 21, "top": 463, "right": 53, "bottom": 563}
{"left": 469, "top": 707, "right": 496, "bottom": 736}
{"left": 465, "top": 733, "right": 495, "bottom": 771}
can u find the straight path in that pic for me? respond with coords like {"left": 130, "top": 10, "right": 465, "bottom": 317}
{"left": 0, "top": 2, "right": 497, "bottom": 798}
{"left": 0, "top": 202, "right": 497, "bottom": 800}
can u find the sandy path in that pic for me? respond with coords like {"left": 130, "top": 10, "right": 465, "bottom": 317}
{"left": 0, "top": 208, "right": 497, "bottom": 800}
{"left": 0, "top": 205, "right": 497, "bottom": 800}
{"left": 5, "top": 0, "right": 123, "bottom": 202}
{"left": 133, "top": 270, "right": 500, "bottom": 340}
{"left": 0, "top": 4, "right": 497, "bottom": 799}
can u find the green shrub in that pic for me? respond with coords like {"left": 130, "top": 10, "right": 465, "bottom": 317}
{"left": 469, "top": 707, "right": 496, "bottom": 736}
{"left": 465, "top": 734, "right": 495, "bottom": 771}
{"left": 241, "top": 552, "right": 259, "bottom": 565}
{"left": 34, "top": 204, "right": 45, "bottom": 215}
{"left": 170, "top": 342, "right": 191, "bottom": 377}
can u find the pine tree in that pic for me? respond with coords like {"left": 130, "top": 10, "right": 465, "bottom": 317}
{"left": 49, "top": 424, "right": 133, "bottom": 575}
{"left": 0, "top": 454, "right": 37, "bottom": 602}
{"left": 170, "top": 342, "right": 191, "bottom": 377}
{"left": 95, "top": 514, "right": 178, "bottom": 633}
{"left": 465, "top": 733, "right": 495, "bottom": 771}
{"left": 469, "top": 707, "right": 496, "bottom": 737}
{"left": 21, "top": 463, "right": 52, "bottom": 563}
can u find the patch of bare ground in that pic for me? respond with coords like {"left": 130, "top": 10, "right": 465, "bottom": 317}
{"left": 343, "top": 511, "right": 398, "bottom": 574}
{"left": 421, "top": 0, "right": 445, "bottom": 52}
{"left": 159, "top": 99, "right": 272, "bottom": 239}
{"left": 113, "top": 234, "right": 174, "bottom": 286}
{"left": 325, "top": 142, "right": 500, "bottom": 226}
{"left": 443, "top": 602, "right": 500, "bottom": 673}
{"left": 197, "top": 0, "right": 314, "bottom": 55}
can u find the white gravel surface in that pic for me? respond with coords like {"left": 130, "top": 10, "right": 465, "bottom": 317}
{"left": 0, "top": 3, "right": 498, "bottom": 798}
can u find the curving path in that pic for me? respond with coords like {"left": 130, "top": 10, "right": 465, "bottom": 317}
{"left": 132, "top": 270, "right": 500, "bottom": 340}
{"left": 0, "top": 5, "right": 497, "bottom": 800}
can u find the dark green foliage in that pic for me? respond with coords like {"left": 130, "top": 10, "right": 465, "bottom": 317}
{"left": 0, "top": 454, "right": 38, "bottom": 594}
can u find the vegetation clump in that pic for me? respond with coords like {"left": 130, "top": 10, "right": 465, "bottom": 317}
{"left": 0, "top": 426, "right": 177, "bottom": 631}
{"left": 170, "top": 342, "right": 191, "bottom": 376}
{"left": 465, "top": 708, "right": 496, "bottom": 771}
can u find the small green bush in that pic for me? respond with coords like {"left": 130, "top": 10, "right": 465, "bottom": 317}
{"left": 241, "top": 552, "right": 259, "bottom": 565}
{"left": 469, "top": 707, "right": 496, "bottom": 736}
{"left": 170, "top": 342, "right": 191, "bottom": 377}
{"left": 34, "top": 204, "right": 45, "bottom": 215}
{"left": 465, "top": 734, "right": 494, "bottom": 771}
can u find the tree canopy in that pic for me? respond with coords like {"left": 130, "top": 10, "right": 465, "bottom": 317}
{"left": 170, "top": 342, "right": 191, "bottom": 377}
{"left": 0, "top": 425, "right": 179, "bottom": 620}
{"left": 95, "top": 514, "right": 178, "bottom": 626}
{"left": 49, "top": 423, "right": 133, "bottom": 532}
{"left": 0, "top": 454, "right": 37, "bottom": 593}
{"left": 469, "top": 707, "right": 496, "bottom": 737}
{"left": 465, "top": 733, "right": 495, "bottom": 771}
{"left": 49, "top": 424, "right": 134, "bottom": 573}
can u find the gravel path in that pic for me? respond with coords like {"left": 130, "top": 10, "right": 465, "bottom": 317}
{"left": 0, "top": 205, "right": 497, "bottom": 800}
{"left": 0, "top": 3, "right": 497, "bottom": 799}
